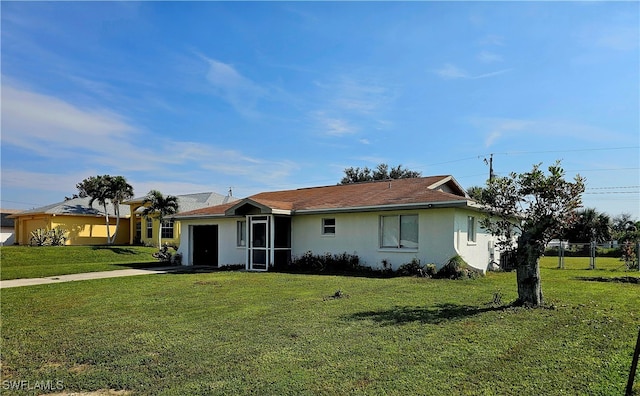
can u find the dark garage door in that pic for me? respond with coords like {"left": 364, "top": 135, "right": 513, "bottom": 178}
{"left": 192, "top": 225, "right": 218, "bottom": 266}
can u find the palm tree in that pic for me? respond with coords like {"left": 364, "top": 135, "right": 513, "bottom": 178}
{"left": 76, "top": 175, "right": 135, "bottom": 245}
{"left": 612, "top": 213, "right": 639, "bottom": 243}
{"left": 563, "top": 208, "right": 611, "bottom": 243}
{"left": 108, "top": 176, "right": 134, "bottom": 244}
{"left": 141, "top": 190, "right": 180, "bottom": 247}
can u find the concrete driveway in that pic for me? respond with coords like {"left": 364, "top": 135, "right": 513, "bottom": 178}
{"left": 0, "top": 266, "right": 182, "bottom": 289}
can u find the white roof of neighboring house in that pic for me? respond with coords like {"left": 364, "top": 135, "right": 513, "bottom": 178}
{"left": 9, "top": 197, "right": 131, "bottom": 218}
{"left": 126, "top": 192, "right": 240, "bottom": 216}
{"left": 1, "top": 209, "right": 21, "bottom": 227}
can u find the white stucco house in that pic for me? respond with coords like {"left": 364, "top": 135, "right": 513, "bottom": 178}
{"left": 1, "top": 209, "right": 19, "bottom": 245}
{"left": 174, "top": 176, "right": 500, "bottom": 273}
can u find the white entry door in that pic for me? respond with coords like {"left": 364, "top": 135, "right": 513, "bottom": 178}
{"left": 249, "top": 217, "right": 269, "bottom": 271}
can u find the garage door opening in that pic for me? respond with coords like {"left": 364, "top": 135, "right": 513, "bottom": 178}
{"left": 192, "top": 225, "right": 218, "bottom": 266}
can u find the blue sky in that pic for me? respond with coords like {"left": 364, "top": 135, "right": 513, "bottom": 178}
{"left": 2, "top": 2, "right": 638, "bottom": 218}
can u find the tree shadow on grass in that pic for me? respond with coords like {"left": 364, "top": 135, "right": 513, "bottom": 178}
{"left": 346, "top": 303, "right": 510, "bottom": 326}
{"left": 573, "top": 276, "right": 639, "bottom": 284}
{"left": 162, "top": 265, "right": 226, "bottom": 274}
{"left": 91, "top": 246, "right": 138, "bottom": 255}
{"left": 113, "top": 262, "right": 169, "bottom": 270}
{"left": 271, "top": 268, "right": 395, "bottom": 279}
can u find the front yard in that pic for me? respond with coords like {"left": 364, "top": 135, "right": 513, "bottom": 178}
{"left": 0, "top": 246, "right": 159, "bottom": 280}
{"left": 1, "top": 256, "right": 638, "bottom": 395}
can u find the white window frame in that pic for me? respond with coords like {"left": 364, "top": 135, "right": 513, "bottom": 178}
{"left": 146, "top": 217, "right": 153, "bottom": 239}
{"left": 237, "top": 220, "right": 247, "bottom": 247}
{"left": 467, "top": 216, "right": 476, "bottom": 243}
{"left": 161, "top": 219, "right": 174, "bottom": 239}
{"left": 379, "top": 214, "right": 418, "bottom": 249}
{"left": 322, "top": 218, "right": 336, "bottom": 235}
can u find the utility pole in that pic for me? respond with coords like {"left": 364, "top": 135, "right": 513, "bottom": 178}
{"left": 484, "top": 154, "right": 495, "bottom": 182}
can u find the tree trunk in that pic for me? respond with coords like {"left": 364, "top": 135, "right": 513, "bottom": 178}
{"left": 103, "top": 203, "right": 112, "bottom": 245}
{"left": 515, "top": 233, "right": 544, "bottom": 306}
{"left": 112, "top": 208, "right": 120, "bottom": 245}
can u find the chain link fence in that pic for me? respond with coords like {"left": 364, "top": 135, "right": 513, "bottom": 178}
{"left": 546, "top": 241, "right": 640, "bottom": 270}
{"left": 498, "top": 241, "right": 640, "bottom": 271}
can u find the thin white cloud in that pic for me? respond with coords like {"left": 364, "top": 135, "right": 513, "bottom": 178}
{"left": 1, "top": 82, "right": 181, "bottom": 173}
{"left": 312, "top": 111, "right": 358, "bottom": 136}
{"left": 2, "top": 85, "right": 133, "bottom": 137}
{"left": 311, "top": 75, "right": 395, "bottom": 139}
{"left": 333, "top": 78, "right": 391, "bottom": 114}
{"left": 471, "top": 69, "right": 512, "bottom": 79}
{"left": 325, "top": 118, "right": 356, "bottom": 136}
{"left": 130, "top": 180, "right": 234, "bottom": 198}
{"left": 206, "top": 59, "right": 250, "bottom": 90}
{"left": 479, "top": 34, "right": 505, "bottom": 46}
{"left": 594, "top": 26, "right": 639, "bottom": 51}
{"left": 470, "top": 117, "right": 627, "bottom": 148}
{"left": 163, "top": 140, "right": 299, "bottom": 187}
{"left": 434, "top": 64, "right": 469, "bottom": 80}
{"left": 1, "top": 81, "right": 297, "bottom": 190}
{"left": 200, "top": 56, "right": 266, "bottom": 116}
{"left": 352, "top": 156, "right": 387, "bottom": 165}
{"left": 475, "top": 118, "right": 534, "bottom": 147}
{"left": 1, "top": 83, "right": 137, "bottom": 158}
{"left": 477, "top": 50, "right": 503, "bottom": 64}
{"left": 0, "top": 168, "right": 237, "bottom": 205}
{"left": 434, "top": 64, "right": 512, "bottom": 80}
{"left": 0, "top": 169, "right": 101, "bottom": 195}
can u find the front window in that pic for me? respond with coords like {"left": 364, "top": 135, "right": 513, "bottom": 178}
{"left": 322, "top": 218, "right": 336, "bottom": 235}
{"left": 467, "top": 216, "right": 476, "bottom": 243}
{"left": 237, "top": 220, "right": 246, "bottom": 246}
{"left": 146, "top": 218, "right": 153, "bottom": 239}
{"left": 380, "top": 214, "right": 418, "bottom": 249}
{"left": 161, "top": 219, "right": 174, "bottom": 239}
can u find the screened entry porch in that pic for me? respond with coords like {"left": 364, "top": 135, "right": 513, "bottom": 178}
{"left": 243, "top": 215, "right": 291, "bottom": 271}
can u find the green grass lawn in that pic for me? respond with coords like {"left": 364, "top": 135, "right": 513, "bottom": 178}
{"left": 1, "top": 256, "right": 638, "bottom": 395}
{"left": 0, "top": 246, "right": 160, "bottom": 280}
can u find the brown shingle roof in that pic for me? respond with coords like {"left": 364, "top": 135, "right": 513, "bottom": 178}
{"left": 176, "top": 176, "right": 471, "bottom": 218}
{"left": 173, "top": 201, "right": 238, "bottom": 217}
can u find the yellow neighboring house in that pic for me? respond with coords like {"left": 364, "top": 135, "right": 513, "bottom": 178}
{"left": 125, "top": 192, "right": 239, "bottom": 247}
{"left": 10, "top": 197, "right": 131, "bottom": 246}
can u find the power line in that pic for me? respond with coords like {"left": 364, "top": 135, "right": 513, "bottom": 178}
{"left": 584, "top": 191, "right": 639, "bottom": 195}
{"left": 0, "top": 199, "right": 45, "bottom": 206}
{"left": 413, "top": 146, "right": 639, "bottom": 175}
{"left": 566, "top": 167, "right": 639, "bottom": 173}
{"left": 491, "top": 146, "right": 639, "bottom": 157}
{"left": 586, "top": 186, "right": 639, "bottom": 190}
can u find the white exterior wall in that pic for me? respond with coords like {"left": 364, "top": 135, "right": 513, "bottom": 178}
{"left": 178, "top": 208, "right": 498, "bottom": 272}
{"left": 452, "top": 209, "right": 497, "bottom": 272}
{"left": 291, "top": 209, "right": 461, "bottom": 271}
{"left": 177, "top": 217, "right": 245, "bottom": 266}
{"left": 1, "top": 227, "right": 15, "bottom": 245}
